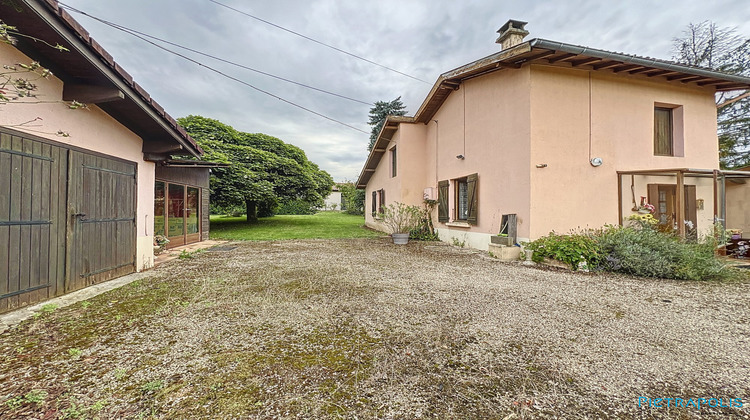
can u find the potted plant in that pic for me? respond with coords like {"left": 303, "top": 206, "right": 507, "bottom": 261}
{"left": 382, "top": 202, "right": 421, "bottom": 244}
{"left": 154, "top": 234, "right": 170, "bottom": 255}
{"left": 638, "top": 202, "right": 655, "bottom": 214}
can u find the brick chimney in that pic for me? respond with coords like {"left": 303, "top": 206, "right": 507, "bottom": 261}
{"left": 496, "top": 20, "right": 529, "bottom": 50}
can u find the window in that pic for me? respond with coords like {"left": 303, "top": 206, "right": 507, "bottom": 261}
{"left": 654, "top": 106, "right": 673, "bottom": 156}
{"left": 456, "top": 178, "right": 469, "bottom": 220}
{"left": 390, "top": 146, "right": 397, "bottom": 177}
{"left": 155, "top": 181, "right": 202, "bottom": 247}
{"left": 154, "top": 181, "right": 165, "bottom": 236}
{"left": 371, "top": 189, "right": 385, "bottom": 217}
{"left": 437, "top": 173, "right": 478, "bottom": 225}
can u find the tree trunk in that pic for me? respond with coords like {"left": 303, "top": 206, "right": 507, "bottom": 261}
{"left": 246, "top": 200, "right": 257, "bottom": 223}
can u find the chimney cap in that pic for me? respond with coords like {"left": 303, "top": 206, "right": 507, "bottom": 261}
{"left": 497, "top": 19, "right": 528, "bottom": 35}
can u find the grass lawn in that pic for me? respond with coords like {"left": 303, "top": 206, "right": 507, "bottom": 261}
{"left": 209, "top": 211, "right": 381, "bottom": 240}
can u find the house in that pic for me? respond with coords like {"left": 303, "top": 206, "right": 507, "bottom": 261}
{"left": 323, "top": 184, "right": 342, "bottom": 210}
{"left": 0, "top": 0, "right": 218, "bottom": 313}
{"left": 357, "top": 20, "right": 750, "bottom": 251}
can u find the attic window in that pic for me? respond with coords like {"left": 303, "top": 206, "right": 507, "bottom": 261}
{"left": 654, "top": 103, "right": 684, "bottom": 157}
{"left": 654, "top": 107, "right": 673, "bottom": 156}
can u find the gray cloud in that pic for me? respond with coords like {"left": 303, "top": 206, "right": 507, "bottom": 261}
{"left": 61, "top": 0, "right": 750, "bottom": 181}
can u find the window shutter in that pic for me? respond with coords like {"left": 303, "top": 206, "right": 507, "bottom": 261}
{"left": 438, "top": 180, "right": 449, "bottom": 222}
{"left": 467, "top": 173, "right": 478, "bottom": 225}
{"left": 379, "top": 189, "right": 385, "bottom": 214}
{"left": 371, "top": 191, "right": 377, "bottom": 216}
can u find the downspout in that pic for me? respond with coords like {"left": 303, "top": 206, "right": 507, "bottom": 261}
{"left": 433, "top": 120, "right": 439, "bottom": 186}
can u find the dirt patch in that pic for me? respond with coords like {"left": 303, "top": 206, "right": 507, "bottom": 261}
{"left": 0, "top": 238, "right": 748, "bottom": 418}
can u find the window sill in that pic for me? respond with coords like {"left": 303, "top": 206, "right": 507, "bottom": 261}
{"left": 445, "top": 221, "right": 471, "bottom": 228}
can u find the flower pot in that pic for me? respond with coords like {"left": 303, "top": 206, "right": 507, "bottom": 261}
{"left": 392, "top": 233, "right": 410, "bottom": 245}
{"left": 732, "top": 234, "right": 741, "bottom": 240}
{"left": 638, "top": 209, "right": 650, "bottom": 214}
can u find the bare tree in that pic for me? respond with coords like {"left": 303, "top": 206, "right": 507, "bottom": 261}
{"left": 673, "top": 21, "right": 750, "bottom": 168}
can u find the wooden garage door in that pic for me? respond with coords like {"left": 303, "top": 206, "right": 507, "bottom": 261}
{"left": 66, "top": 150, "right": 136, "bottom": 292}
{"left": 0, "top": 133, "right": 67, "bottom": 312}
{"left": 0, "top": 131, "right": 137, "bottom": 312}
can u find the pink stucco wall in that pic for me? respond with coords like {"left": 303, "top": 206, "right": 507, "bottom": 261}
{"left": 1, "top": 42, "right": 156, "bottom": 269}
{"left": 529, "top": 65, "right": 719, "bottom": 238}
{"left": 366, "top": 68, "right": 533, "bottom": 248}
{"left": 727, "top": 182, "right": 750, "bottom": 235}
{"left": 364, "top": 62, "right": 720, "bottom": 249}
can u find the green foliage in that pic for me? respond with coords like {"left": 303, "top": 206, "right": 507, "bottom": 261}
{"left": 3, "top": 389, "right": 47, "bottom": 410}
{"left": 527, "top": 225, "right": 734, "bottom": 280}
{"left": 141, "top": 380, "right": 164, "bottom": 394}
{"left": 178, "top": 249, "right": 204, "bottom": 260}
{"left": 597, "top": 226, "right": 730, "bottom": 281}
{"left": 526, "top": 232, "right": 601, "bottom": 270}
{"left": 367, "top": 97, "right": 407, "bottom": 151}
{"left": 339, "top": 182, "right": 365, "bottom": 215}
{"left": 178, "top": 115, "right": 333, "bottom": 221}
{"left": 409, "top": 200, "right": 439, "bottom": 241}
{"left": 67, "top": 348, "right": 82, "bottom": 358}
{"left": 381, "top": 202, "right": 421, "bottom": 234}
{"left": 40, "top": 303, "right": 58, "bottom": 313}
{"left": 276, "top": 198, "right": 319, "bottom": 215}
{"left": 451, "top": 237, "right": 466, "bottom": 248}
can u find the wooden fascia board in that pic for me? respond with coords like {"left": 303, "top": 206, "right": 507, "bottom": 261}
{"left": 413, "top": 43, "right": 532, "bottom": 123}
{"left": 62, "top": 84, "right": 124, "bottom": 103}
{"left": 24, "top": 0, "right": 202, "bottom": 158}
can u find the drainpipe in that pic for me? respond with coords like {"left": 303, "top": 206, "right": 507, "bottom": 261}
{"left": 676, "top": 171, "right": 685, "bottom": 238}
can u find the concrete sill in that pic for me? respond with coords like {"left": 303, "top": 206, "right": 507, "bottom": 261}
{"left": 445, "top": 222, "right": 471, "bottom": 228}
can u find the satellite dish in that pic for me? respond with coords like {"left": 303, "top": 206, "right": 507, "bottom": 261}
{"left": 590, "top": 157, "right": 603, "bottom": 167}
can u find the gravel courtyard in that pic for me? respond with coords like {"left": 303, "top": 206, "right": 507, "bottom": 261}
{"left": 1, "top": 238, "right": 748, "bottom": 419}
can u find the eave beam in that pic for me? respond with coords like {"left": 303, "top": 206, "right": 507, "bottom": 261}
{"left": 62, "top": 84, "right": 124, "bottom": 103}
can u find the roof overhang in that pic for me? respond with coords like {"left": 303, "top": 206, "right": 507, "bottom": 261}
{"left": 356, "top": 115, "right": 414, "bottom": 188}
{"left": 415, "top": 38, "right": 750, "bottom": 125}
{"left": 356, "top": 38, "right": 750, "bottom": 189}
{"left": 617, "top": 168, "right": 750, "bottom": 179}
{"left": 2, "top": 0, "right": 203, "bottom": 159}
{"left": 160, "top": 159, "right": 229, "bottom": 168}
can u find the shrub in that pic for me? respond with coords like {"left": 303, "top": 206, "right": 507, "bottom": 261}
{"left": 526, "top": 225, "right": 733, "bottom": 281}
{"left": 597, "top": 226, "right": 730, "bottom": 281}
{"left": 525, "top": 231, "right": 601, "bottom": 270}
{"left": 408, "top": 201, "right": 439, "bottom": 241}
{"left": 276, "top": 199, "right": 318, "bottom": 215}
{"left": 382, "top": 202, "right": 421, "bottom": 234}
{"left": 339, "top": 182, "right": 365, "bottom": 215}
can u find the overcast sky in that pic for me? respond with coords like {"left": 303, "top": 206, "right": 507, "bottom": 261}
{"left": 58, "top": 0, "right": 750, "bottom": 182}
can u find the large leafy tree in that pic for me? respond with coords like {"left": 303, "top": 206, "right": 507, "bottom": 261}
{"left": 178, "top": 115, "right": 333, "bottom": 222}
{"left": 367, "top": 97, "right": 407, "bottom": 151}
{"left": 672, "top": 21, "right": 750, "bottom": 168}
